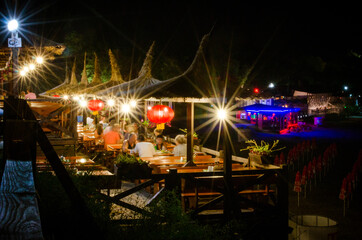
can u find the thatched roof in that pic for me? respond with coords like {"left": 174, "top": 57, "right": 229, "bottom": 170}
{"left": 95, "top": 32, "right": 211, "bottom": 99}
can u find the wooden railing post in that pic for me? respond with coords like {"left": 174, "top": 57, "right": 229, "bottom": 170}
{"left": 185, "top": 102, "right": 196, "bottom": 166}
{"left": 165, "top": 168, "right": 181, "bottom": 198}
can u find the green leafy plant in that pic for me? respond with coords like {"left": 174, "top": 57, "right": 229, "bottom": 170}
{"left": 179, "top": 128, "right": 198, "bottom": 138}
{"left": 141, "top": 119, "right": 150, "bottom": 127}
{"left": 115, "top": 154, "right": 152, "bottom": 179}
{"left": 240, "top": 139, "right": 285, "bottom": 155}
{"left": 115, "top": 154, "right": 148, "bottom": 166}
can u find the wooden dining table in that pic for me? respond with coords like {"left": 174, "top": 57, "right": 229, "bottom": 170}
{"left": 154, "top": 151, "right": 174, "bottom": 157}
{"left": 141, "top": 156, "right": 223, "bottom": 167}
{"left": 167, "top": 163, "right": 251, "bottom": 173}
{"left": 106, "top": 144, "right": 123, "bottom": 151}
{"left": 36, "top": 156, "right": 95, "bottom": 165}
{"left": 81, "top": 132, "right": 96, "bottom": 141}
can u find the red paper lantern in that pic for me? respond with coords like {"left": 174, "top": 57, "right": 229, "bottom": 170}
{"left": 53, "top": 95, "right": 60, "bottom": 98}
{"left": 147, "top": 105, "right": 174, "bottom": 124}
{"left": 87, "top": 99, "right": 105, "bottom": 112}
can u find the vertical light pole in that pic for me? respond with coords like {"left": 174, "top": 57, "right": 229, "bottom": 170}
{"left": 7, "top": 19, "right": 21, "bottom": 96}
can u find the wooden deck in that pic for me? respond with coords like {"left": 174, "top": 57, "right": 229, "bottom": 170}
{"left": 0, "top": 160, "right": 43, "bottom": 239}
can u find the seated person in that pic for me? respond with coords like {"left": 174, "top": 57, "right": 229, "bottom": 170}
{"left": 124, "top": 122, "right": 139, "bottom": 140}
{"left": 87, "top": 116, "right": 95, "bottom": 130}
{"left": 173, "top": 134, "right": 187, "bottom": 157}
{"left": 24, "top": 88, "right": 36, "bottom": 99}
{"left": 99, "top": 115, "right": 108, "bottom": 128}
{"left": 130, "top": 134, "right": 155, "bottom": 158}
{"left": 122, "top": 133, "right": 137, "bottom": 153}
{"left": 103, "top": 119, "right": 116, "bottom": 135}
{"left": 153, "top": 128, "right": 163, "bottom": 141}
{"left": 103, "top": 124, "right": 123, "bottom": 149}
{"left": 94, "top": 124, "right": 104, "bottom": 145}
{"left": 154, "top": 135, "right": 167, "bottom": 151}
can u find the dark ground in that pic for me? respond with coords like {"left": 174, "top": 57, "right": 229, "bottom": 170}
{"left": 191, "top": 116, "right": 362, "bottom": 239}
{"left": 285, "top": 118, "right": 362, "bottom": 240}
{"left": 243, "top": 117, "right": 362, "bottom": 239}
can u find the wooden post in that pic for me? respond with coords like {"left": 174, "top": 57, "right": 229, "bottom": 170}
{"left": 185, "top": 102, "right": 195, "bottom": 166}
{"left": 144, "top": 100, "right": 148, "bottom": 137}
{"left": 82, "top": 108, "right": 87, "bottom": 127}
{"left": 165, "top": 168, "right": 181, "bottom": 198}
{"left": 223, "top": 123, "right": 235, "bottom": 218}
{"left": 8, "top": 47, "right": 19, "bottom": 96}
{"left": 70, "top": 104, "right": 78, "bottom": 139}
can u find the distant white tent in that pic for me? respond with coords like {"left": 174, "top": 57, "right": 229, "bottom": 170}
{"left": 293, "top": 90, "right": 309, "bottom": 97}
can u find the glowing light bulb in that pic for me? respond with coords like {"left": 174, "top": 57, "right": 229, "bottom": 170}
{"left": 63, "top": 95, "right": 69, "bottom": 100}
{"left": 130, "top": 100, "right": 137, "bottom": 107}
{"left": 147, "top": 106, "right": 152, "bottom": 110}
{"left": 268, "top": 83, "right": 275, "bottom": 88}
{"left": 29, "top": 63, "right": 36, "bottom": 70}
{"left": 217, "top": 109, "right": 227, "bottom": 120}
{"left": 7, "top": 19, "right": 18, "bottom": 31}
{"left": 79, "top": 158, "right": 86, "bottom": 163}
{"left": 36, "top": 56, "right": 44, "bottom": 64}
{"left": 23, "top": 66, "right": 29, "bottom": 72}
{"left": 79, "top": 99, "right": 87, "bottom": 107}
{"left": 107, "top": 99, "right": 115, "bottom": 107}
{"left": 122, "top": 104, "right": 130, "bottom": 113}
{"left": 73, "top": 95, "right": 80, "bottom": 101}
{"left": 20, "top": 70, "right": 26, "bottom": 77}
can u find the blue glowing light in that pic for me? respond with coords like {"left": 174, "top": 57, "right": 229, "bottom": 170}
{"left": 242, "top": 104, "right": 300, "bottom": 114}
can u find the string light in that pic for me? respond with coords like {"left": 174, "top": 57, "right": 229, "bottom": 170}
{"left": 130, "top": 100, "right": 137, "bottom": 107}
{"left": 107, "top": 99, "right": 115, "bottom": 107}
{"left": 29, "top": 63, "right": 36, "bottom": 70}
{"left": 36, "top": 56, "right": 44, "bottom": 64}
{"left": 19, "top": 70, "right": 26, "bottom": 77}
{"left": 79, "top": 99, "right": 87, "bottom": 107}
{"left": 122, "top": 104, "right": 131, "bottom": 113}
{"left": 217, "top": 109, "right": 227, "bottom": 120}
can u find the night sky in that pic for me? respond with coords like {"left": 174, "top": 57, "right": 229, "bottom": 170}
{"left": 1, "top": 0, "right": 362, "bottom": 94}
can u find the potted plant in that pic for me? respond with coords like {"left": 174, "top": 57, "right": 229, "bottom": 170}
{"left": 114, "top": 154, "right": 152, "bottom": 179}
{"left": 240, "top": 139, "right": 285, "bottom": 166}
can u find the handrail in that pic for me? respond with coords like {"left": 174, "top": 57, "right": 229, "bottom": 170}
{"left": 169, "top": 137, "right": 249, "bottom": 164}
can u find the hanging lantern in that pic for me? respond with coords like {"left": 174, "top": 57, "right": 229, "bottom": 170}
{"left": 87, "top": 99, "right": 105, "bottom": 112}
{"left": 147, "top": 105, "right": 174, "bottom": 124}
{"left": 52, "top": 94, "right": 60, "bottom": 98}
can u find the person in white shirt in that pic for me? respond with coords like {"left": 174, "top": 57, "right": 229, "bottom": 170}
{"left": 173, "top": 134, "right": 187, "bottom": 157}
{"left": 131, "top": 134, "right": 155, "bottom": 158}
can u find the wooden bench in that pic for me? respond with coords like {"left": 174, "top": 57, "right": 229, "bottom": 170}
{"left": 181, "top": 174, "right": 275, "bottom": 210}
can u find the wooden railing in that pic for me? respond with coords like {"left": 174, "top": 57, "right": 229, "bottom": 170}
{"left": 104, "top": 165, "right": 288, "bottom": 239}
{"left": 169, "top": 137, "right": 249, "bottom": 164}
